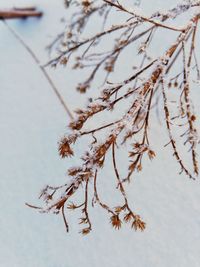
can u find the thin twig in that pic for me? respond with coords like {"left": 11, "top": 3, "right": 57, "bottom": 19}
{"left": 3, "top": 20, "right": 74, "bottom": 119}
{"left": 0, "top": 8, "right": 42, "bottom": 20}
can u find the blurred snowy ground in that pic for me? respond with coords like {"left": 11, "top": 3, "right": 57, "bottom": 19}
{"left": 0, "top": 1, "right": 200, "bottom": 267}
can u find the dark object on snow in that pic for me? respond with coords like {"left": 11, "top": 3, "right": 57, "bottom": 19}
{"left": 0, "top": 7, "right": 43, "bottom": 20}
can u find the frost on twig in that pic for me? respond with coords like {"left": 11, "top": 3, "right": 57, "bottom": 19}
{"left": 29, "top": 0, "right": 200, "bottom": 234}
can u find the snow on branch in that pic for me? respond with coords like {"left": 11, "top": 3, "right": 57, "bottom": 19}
{"left": 29, "top": 0, "right": 200, "bottom": 234}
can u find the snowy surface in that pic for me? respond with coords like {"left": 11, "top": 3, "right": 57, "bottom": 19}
{"left": 1, "top": 1, "right": 200, "bottom": 267}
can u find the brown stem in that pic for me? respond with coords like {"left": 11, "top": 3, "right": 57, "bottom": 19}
{"left": 61, "top": 205, "right": 69, "bottom": 232}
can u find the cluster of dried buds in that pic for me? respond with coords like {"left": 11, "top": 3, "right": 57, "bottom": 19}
{"left": 29, "top": 0, "right": 200, "bottom": 234}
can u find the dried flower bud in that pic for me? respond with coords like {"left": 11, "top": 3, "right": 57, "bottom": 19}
{"left": 148, "top": 150, "right": 156, "bottom": 160}
{"left": 60, "top": 57, "right": 68, "bottom": 65}
{"left": 128, "top": 162, "right": 136, "bottom": 172}
{"left": 81, "top": 0, "right": 91, "bottom": 12}
{"left": 191, "top": 115, "right": 196, "bottom": 121}
{"left": 174, "top": 81, "right": 178, "bottom": 87}
{"left": 79, "top": 217, "right": 88, "bottom": 224}
{"left": 138, "top": 42, "right": 147, "bottom": 54}
{"left": 77, "top": 83, "right": 90, "bottom": 93}
{"left": 80, "top": 227, "right": 91, "bottom": 235}
{"left": 137, "top": 163, "right": 142, "bottom": 172}
{"left": 132, "top": 215, "right": 146, "bottom": 231}
{"left": 110, "top": 215, "right": 122, "bottom": 229}
{"left": 124, "top": 212, "right": 132, "bottom": 223}
{"left": 115, "top": 206, "right": 123, "bottom": 213}
{"left": 58, "top": 138, "right": 74, "bottom": 157}
{"left": 69, "top": 120, "right": 84, "bottom": 130}
{"left": 68, "top": 167, "right": 82, "bottom": 176}
{"left": 67, "top": 202, "right": 77, "bottom": 210}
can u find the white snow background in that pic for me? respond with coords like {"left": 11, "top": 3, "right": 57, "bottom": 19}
{"left": 0, "top": 0, "right": 200, "bottom": 266}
